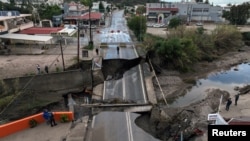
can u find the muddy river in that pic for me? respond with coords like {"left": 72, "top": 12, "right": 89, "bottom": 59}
{"left": 169, "top": 62, "right": 250, "bottom": 107}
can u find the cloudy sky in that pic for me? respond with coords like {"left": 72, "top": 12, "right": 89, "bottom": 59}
{"left": 163, "top": 0, "right": 249, "bottom": 6}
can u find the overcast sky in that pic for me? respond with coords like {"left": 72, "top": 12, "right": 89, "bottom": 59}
{"left": 163, "top": 0, "right": 249, "bottom": 6}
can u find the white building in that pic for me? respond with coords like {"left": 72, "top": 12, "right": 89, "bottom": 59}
{"left": 146, "top": 2, "right": 223, "bottom": 24}
{"left": 92, "top": 1, "right": 111, "bottom": 13}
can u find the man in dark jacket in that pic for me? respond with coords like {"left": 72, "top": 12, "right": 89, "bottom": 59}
{"left": 235, "top": 93, "right": 240, "bottom": 106}
{"left": 43, "top": 109, "right": 57, "bottom": 127}
{"left": 225, "top": 98, "right": 232, "bottom": 111}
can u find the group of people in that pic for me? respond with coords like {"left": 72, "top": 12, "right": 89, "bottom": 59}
{"left": 225, "top": 93, "right": 240, "bottom": 111}
{"left": 36, "top": 64, "right": 49, "bottom": 74}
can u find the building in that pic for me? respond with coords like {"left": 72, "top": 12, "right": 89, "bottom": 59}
{"left": 146, "top": 2, "right": 178, "bottom": 24}
{"left": 92, "top": 1, "right": 111, "bottom": 13}
{"left": 63, "top": 1, "right": 88, "bottom": 17}
{"left": 0, "top": 11, "right": 33, "bottom": 35}
{"left": 146, "top": 2, "right": 223, "bottom": 24}
{"left": 63, "top": 12, "right": 102, "bottom": 26}
{"left": 1, "top": 0, "right": 63, "bottom": 5}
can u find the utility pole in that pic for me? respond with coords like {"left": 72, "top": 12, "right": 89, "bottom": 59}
{"left": 77, "top": 20, "right": 80, "bottom": 68}
{"left": 60, "top": 36, "right": 65, "bottom": 71}
{"left": 89, "top": 4, "right": 93, "bottom": 46}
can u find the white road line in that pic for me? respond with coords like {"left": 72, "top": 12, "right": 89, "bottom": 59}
{"left": 132, "top": 45, "right": 147, "bottom": 103}
{"left": 103, "top": 81, "right": 106, "bottom": 100}
{"left": 123, "top": 77, "right": 126, "bottom": 100}
{"left": 126, "top": 112, "right": 133, "bottom": 141}
{"left": 139, "top": 65, "right": 147, "bottom": 103}
{"left": 91, "top": 116, "right": 96, "bottom": 128}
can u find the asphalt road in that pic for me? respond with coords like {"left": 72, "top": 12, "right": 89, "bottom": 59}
{"left": 88, "top": 10, "right": 157, "bottom": 141}
{"left": 101, "top": 10, "right": 147, "bottom": 103}
{"left": 91, "top": 112, "right": 160, "bottom": 141}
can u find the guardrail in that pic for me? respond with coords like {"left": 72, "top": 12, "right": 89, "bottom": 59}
{"left": 0, "top": 111, "right": 73, "bottom": 138}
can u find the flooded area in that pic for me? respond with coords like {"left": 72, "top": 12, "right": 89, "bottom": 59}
{"left": 169, "top": 62, "right": 250, "bottom": 107}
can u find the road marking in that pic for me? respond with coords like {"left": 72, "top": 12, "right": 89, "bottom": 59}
{"left": 103, "top": 81, "right": 106, "bottom": 100}
{"left": 126, "top": 112, "right": 133, "bottom": 141}
{"left": 132, "top": 45, "right": 147, "bottom": 103}
{"left": 139, "top": 65, "right": 147, "bottom": 104}
{"left": 91, "top": 116, "right": 96, "bottom": 128}
{"left": 123, "top": 77, "right": 126, "bottom": 100}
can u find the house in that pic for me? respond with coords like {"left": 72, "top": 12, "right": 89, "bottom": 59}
{"left": 92, "top": 1, "right": 111, "bottom": 13}
{"left": 146, "top": 1, "right": 223, "bottom": 24}
{"left": 63, "top": 1, "right": 88, "bottom": 17}
{"left": 63, "top": 12, "right": 102, "bottom": 26}
{"left": 0, "top": 11, "right": 33, "bottom": 35}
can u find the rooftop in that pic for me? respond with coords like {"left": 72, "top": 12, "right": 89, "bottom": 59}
{"left": 19, "top": 27, "right": 64, "bottom": 34}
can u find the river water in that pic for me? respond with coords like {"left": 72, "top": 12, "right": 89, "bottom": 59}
{"left": 169, "top": 62, "right": 250, "bottom": 107}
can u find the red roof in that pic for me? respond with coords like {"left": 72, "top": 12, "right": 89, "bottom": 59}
{"left": 19, "top": 27, "right": 64, "bottom": 34}
{"left": 64, "top": 12, "right": 102, "bottom": 20}
{"left": 148, "top": 8, "right": 178, "bottom": 12}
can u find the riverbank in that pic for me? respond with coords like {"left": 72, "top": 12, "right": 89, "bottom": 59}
{"left": 149, "top": 45, "right": 250, "bottom": 140}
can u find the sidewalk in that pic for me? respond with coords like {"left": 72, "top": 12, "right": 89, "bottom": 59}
{"left": 1, "top": 116, "right": 89, "bottom": 141}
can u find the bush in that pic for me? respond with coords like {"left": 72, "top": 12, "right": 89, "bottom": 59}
{"left": 29, "top": 119, "right": 38, "bottom": 128}
{"left": 60, "top": 114, "right": 69, "bottom": 123}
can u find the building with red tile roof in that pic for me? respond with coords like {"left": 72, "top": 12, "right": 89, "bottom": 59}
{"left": 63, "top": 12, "right": 102, "bottom": 25}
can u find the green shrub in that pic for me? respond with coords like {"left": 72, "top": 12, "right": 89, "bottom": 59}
{"left": 60, "top": 114, "right": 69, "bottom": 123}
{"left": 56, "top": 67, "right": 60, "bottom": 72}
{"left": 29, "top": 119, "right": 38, "bottom": 128}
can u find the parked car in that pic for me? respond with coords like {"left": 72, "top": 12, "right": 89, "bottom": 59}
{"left": 153, "top": 24, "right": 162, "bottom": 28}
{"left": 196, "top": 22, "right": 203, "bottom": 26}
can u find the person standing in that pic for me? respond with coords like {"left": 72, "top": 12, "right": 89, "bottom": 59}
{"left": 235, "top": 93, "right": 240, "bottom": 106}
{"left": 36, "top": 64, "right": 40, "bottom": 74}
{"left": 225, "top": 98, "right": 232, "bottom": 111}
{"left": 117, "top": 46, "right": 120, "bottom": 54}
{"left": 95, "top": 48, "right": 99, "bottom": 55}
{"left": 43, "top": 109, "right": 57, "bottom": 127}
{"left": 45, "top": 65, "right": 49, "bottom": 74}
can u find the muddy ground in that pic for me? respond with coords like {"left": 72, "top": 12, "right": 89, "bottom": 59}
{"left": 135, "top": 45, "right": 250, "bottom": 141}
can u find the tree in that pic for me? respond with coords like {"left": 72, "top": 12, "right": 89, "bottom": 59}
{"left": 136, "top": 6, "right": 146, "bottom": 15}
{"left": 81, "top": 0, "right": 93, "bottom": 46}
{"left": 155, "top": 38, "right": 199, "bottom": 71}
{"left": 168, "top": 17, "right": 182, "bottom": 29}
{"left": 204, "top": 0, "right": 209, "bottom": 4}
{"left": 37, "top": 4, "right": 61, "bottom": 20}
{"left": 106, "top": 6, "right": 110, "bottom": 13}
{"left": 222, "top": 3, "right": 250, "bottom": 25}
{"left": 211, "top": 25, "right": 243, "bottom": 53}
{"left": 127, "top": 15, "right": 147, "bottom": 41}
{"left": 99, "top": 1, "right": 105, "bottom": 13}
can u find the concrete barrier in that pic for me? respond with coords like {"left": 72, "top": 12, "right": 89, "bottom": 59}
{"left": 0, "top": 111, "right": 73, "bottom": 138}
{"left": 0, "top": 69, "right": 92, "bottom": 94}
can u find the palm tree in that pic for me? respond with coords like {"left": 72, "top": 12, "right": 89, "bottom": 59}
{"left": 81, "top": 0, "right": 93, "bottom": 46}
